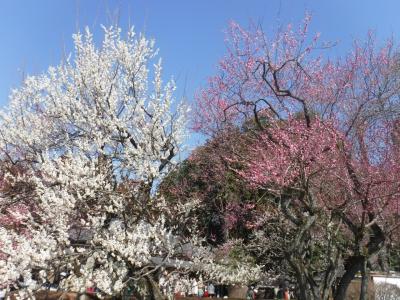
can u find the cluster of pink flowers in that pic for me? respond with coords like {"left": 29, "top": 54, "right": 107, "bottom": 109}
{"left": 224, "top": 202, "right": 258, "bottom": 231}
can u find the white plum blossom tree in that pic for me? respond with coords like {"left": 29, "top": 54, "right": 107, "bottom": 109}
{"left": 0, "top": 26, "right": 260, "bottom": 298}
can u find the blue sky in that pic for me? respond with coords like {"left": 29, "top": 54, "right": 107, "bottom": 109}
{"left": 0, "top": 0, "right": 400, "bottom": 147}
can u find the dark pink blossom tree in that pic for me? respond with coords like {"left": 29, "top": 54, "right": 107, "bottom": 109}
{"left": 194, "top": 17, "right": 400, "bottom": 300}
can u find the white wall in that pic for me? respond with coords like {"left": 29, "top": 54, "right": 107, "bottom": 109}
{"left": 373, "top": 276, "right": 400, "bottom": 288}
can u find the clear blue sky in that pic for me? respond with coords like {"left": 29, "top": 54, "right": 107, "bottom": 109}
{"left": 0, "top": 0, "right": 400, "bottom": 146}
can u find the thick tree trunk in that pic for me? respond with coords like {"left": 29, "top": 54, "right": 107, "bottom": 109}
{"left": 359, "top": 258, "right": 368, "bottom": 300}
{"left": 289, "top": 255, "right": 337, "bottom": 300}
{"left": 297, "top": 281, "right": 309, "bottom": 300}
{"left": 334, "top": 256, "right": 363, "bottom": 300}
{"left": 285, "top": 214, "right": 342, "bottom": 300}
{"left": 146, "top": 274, "right": 165, "bottom": 300}
{"left": 288, "top": 257, "right": 309, "bottom": 300}
{"left": 334, "top": 215, "right": 385, "bottom": 300}
{"left": 321, "top": 254, "right": 342, "bottom": 300}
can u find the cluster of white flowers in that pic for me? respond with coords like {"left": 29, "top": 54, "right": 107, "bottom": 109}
{"left": 0, "top": 26, "right": 261, "bottom": 296}
{"left": 190, "top": 246, "right": 262, "bottom": 285}
{"left": 0, "top": 26, "right": 189, "bottom": 294}
{"left": 200, "top": 261, "right": 262, "bottom": 285}
{"left": 0, "top": 227, "right": 58, "bottom": 288}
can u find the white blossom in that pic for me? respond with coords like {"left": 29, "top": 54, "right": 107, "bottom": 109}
{"left": 0, "top": 26, "right": 259, "bottom": 296}
{"left": 0, "top": 26, "right": 189, "bottom": 294}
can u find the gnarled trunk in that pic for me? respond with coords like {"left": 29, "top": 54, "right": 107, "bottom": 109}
{"left": 359, "top": 258, "right": 368, "bottom": 300}
{"left": 334, "top": 256, "right": 363, "bottom": 300}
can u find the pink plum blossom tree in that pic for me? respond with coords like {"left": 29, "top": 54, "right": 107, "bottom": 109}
{"left": 193, "top": 17, "right": 400, "bottom": 300}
